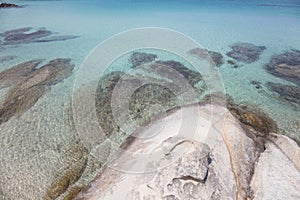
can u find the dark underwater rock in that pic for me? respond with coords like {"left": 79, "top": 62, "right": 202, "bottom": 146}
{"left": 266, "top": 82, "right": 300, "bottom": 108}
{"left": 95, "top": 60, "right": 206, "bottom": 138}
{"left": 129, "top": 52, "right": 157, "bottom": 68}
{"left": 0, "top": 60, "right": 41, "bottom": 89}
{"left": 188, "top": 48, "right": 224, "bottom": 67}
{"left": 3, "top": 28, "right": 52, "bottom": 45}
{"left": 227, "top": 59, "right": 243, "bottom": 68}
{"left": 265, "top": 50, "right": 300, "bottom": 85}
{"left": 0, "top": 27, "right": 79, "bottom": 45}
{"left": 0, "top": 58, "right": 74, "bottom": 124}
{"left": 155, "top": 60, "right": 204, "bottom": 86}
{"left": 0, "top": 3, "right": 22, "bottom": 8}
{"left": 250, "top": 80, "right": 262, "bottom": 89}
{"left": 208, "top": 50, "right": 224, "bottom": 67}
{"left": 226, "top": 42, "right": 266, "bottom": 63}
{"left": 95, "top": 71, "right": 124, "bottom": 137}
{"left": 0, "top": 55, "right": 16, "bottom": 63}
{"left": 34, "top": 35, "right": 80, "bottom": 43}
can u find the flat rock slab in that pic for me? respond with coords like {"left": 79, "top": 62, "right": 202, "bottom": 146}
{"left": 226, "top": 42, "right": 266, "bottom": 63}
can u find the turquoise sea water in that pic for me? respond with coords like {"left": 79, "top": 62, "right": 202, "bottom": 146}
{"left": 2, "top": 0, "right": 299, "bottom": 135}
{"left": 0, "top": 0, "right": 300, "bottom": 199}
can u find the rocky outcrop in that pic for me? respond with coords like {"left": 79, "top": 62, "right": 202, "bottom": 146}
{"left": 250, "top": 133, "right": 300, "bottom": 199}
{"left": 0, "top": 27, "right": 79, "bottom": 45}
{"left": 227, "top": 102, "right": 279, "bottom": 137}
{"left": 0, "top": 2, "right": 22, "bottom": 8}
{"left": 0, "top": 59, "right": 74, "bottom": 124}
{"left": 76, "top": 104, "right": 299, "bottom": 200}
{"left": 226, "top": 42, "right": 266, "bottom": 63}
{"left": 265, "top": 50, "right": 300, "bottom": 85}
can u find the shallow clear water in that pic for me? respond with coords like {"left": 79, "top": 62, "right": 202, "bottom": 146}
{"left": 0, "top": 0, "right": 300, "bottom": 199}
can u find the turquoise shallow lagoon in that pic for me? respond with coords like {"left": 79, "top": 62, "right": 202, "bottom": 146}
{"left": 0, "top": 0, "right": 300, "bottom": 199}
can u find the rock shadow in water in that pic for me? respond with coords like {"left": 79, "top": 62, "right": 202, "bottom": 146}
{"left": 0, "top": 58, "right": 74, "bottom": 125}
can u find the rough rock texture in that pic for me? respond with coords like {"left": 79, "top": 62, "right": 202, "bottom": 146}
{"left": 0, "top": 27, "right": 79, "bottom": 45}
{"left": 0, "top": 59, "right": 74, "bottom": 124}
{"left": 75, "top": 103, "right": 300, "bottom": 200}
{"left": 75, "top": 104, "right": 299, "bottom": 200}
{"left": 266, "top": 82, "right": 300, "bottom": 108}
{"left": 129, "top": 52, "right": 157, "bottom": 67}
{"left": 226, "top": 42, "right": 266, "bottom": 63}
{"left": 250, "top": 133, "right": 300, "bottom": 199}
{"left": 188, "top": 48, "right": 224, "bottom": 67}
{"left": 265, "top": 50, "right": 300, "bottom": 85}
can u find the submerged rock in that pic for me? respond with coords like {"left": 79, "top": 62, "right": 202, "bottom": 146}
{"left": 188, "top": 48, "right": 224, "bottom": 67}
{"left": 95, "top": 60, "right": 206, "bottom": 140}
{"left": 226, "top": 42, "right": 266, "bottom": 63}
{"left": 76, "top": 104, "right": 299, "bottom": 200}
{"left": 0, "top": 3, "right": 22, "bottom": 8}
{"left": 0, "top": 58, "right": 74, "bottom": 124}
{"left": 129, "top": 52, "right": 157, "bottom": 68}
{"left": 227, "top": 59, "right": 243, "bottom": 68}
{"left": 0, "top": 60, "right": 41, "bottom": 89}
{"left": 3, "top": 28, "right": 52, "bottom": 45}
{"left": 155, "top": 60, "right": 204, "bottom": 86}
{"left": 0, "top": 55, "right": 16, "bottom": 63}
{"left": 265, "top": 50, "right": 300, "bottom": 85}
{"left": 34, "top": 35, "right": 80, "bottom": 43}
{"left": 250, "top": 80, "right": 262, "bottom": 89}
{"left": 266, "top": 82, "right": 300, "bottom": 108}
{"left": 0, "top": 27, "right": 79, "bottom": 45}
{"left": 208, "top": 50, "right": 224, "bottom": 67}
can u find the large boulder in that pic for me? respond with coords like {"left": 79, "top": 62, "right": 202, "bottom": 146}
{"left": 75, "top": 104, "right": 300, "bottom": 200}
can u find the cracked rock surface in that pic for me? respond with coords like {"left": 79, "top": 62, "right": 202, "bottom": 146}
{"left": 76, "top": 104, "right": 299, "bottom": 200}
